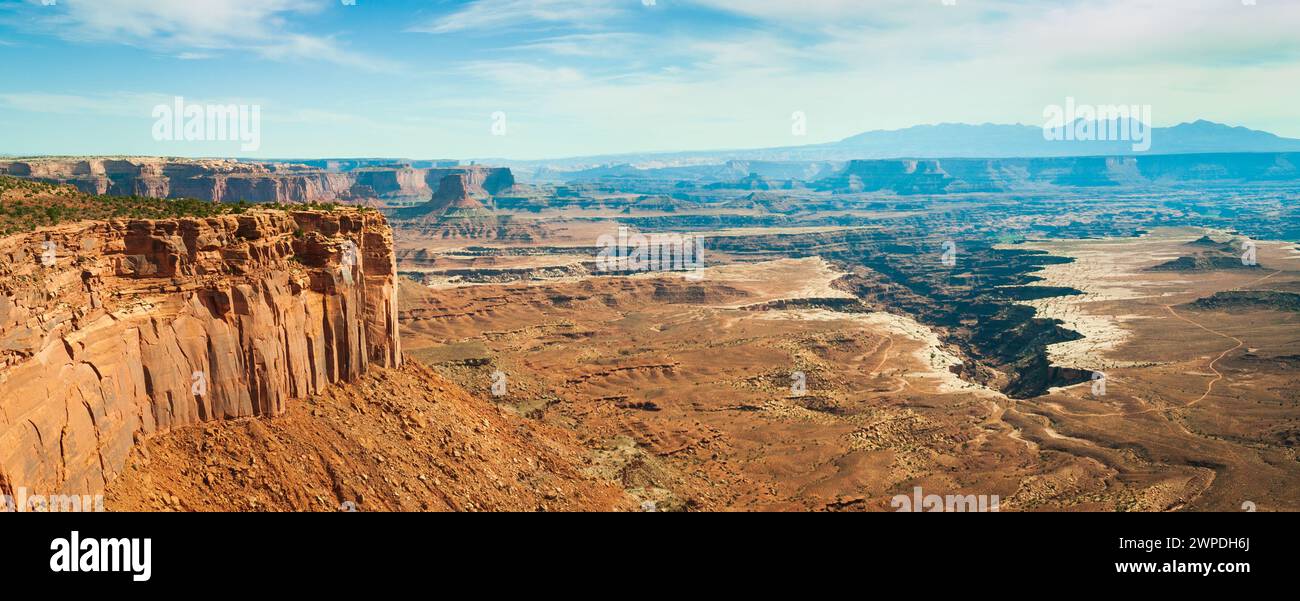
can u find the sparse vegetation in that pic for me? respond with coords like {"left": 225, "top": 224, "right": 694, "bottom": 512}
{"left": 0, "top": 175, "right": 353, "bottom": 236}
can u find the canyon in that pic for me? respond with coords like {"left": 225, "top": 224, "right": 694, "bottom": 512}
{"left": 3, "top": 146, "right": 1298, "bottom": 512}
{"left": 6, "top": 153, "right": 1298, "bottom": 211}
{"left": 814, "top": 153, "right": 1300, "bottom": 195}
{"left": 373, "top": 154, "right": 1300, "bottom": 512}
{"left": 0, "top": 157, "right": 515, "bottom": 209}
{"left": 537, "top": 153, "right": 1300, "bottom": 194}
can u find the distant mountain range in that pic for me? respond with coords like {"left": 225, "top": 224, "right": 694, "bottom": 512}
{"left": 495, "top": 120, "right": 1300, "bottom": 180}
{"left": 536, "top": 153, "right": 1300, "bottom": 193}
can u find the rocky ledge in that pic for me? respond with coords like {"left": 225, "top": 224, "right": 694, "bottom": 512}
{"left": 0, "top": 210, "right": 401, "bottom": 496}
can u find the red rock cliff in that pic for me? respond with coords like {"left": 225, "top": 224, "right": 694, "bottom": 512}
{"left": 0, "top": 158, "right": 515, "bottom": 206}
{"left": 0, "top": 210, "right": 400, "bottom": 497}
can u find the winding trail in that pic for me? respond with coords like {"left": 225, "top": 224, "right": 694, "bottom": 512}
{"left": 1161, "top": 303, "right": 1241, "bottom": 408}
{"left": 857, "top": 335, "right": 909, "bottom": 394}
{"left": 868, "top": 336, "right": 894, "bottom": 375}
{"left": 1048, "top": 270, "right": 1281, "bottom": 419}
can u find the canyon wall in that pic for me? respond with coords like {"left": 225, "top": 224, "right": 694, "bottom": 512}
{"left": 816, "top": 153, "right": 1300, "bottom": 195}
{"left": 0, "top": 158, "right": 515, "bottom": 206}
{"left": 0, "top": 209, "right": 400, "bottom": 497}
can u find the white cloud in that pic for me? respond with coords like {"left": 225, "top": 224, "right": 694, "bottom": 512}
{"left": 688, "top": 0, "right": 1300, "bottom": 70}
{"left": 431, "top": 0, "right": 1300, "bottom": 156}
{"left": 687, "top": 0, "right": 919, "bottom": 25}
{"left": 25, "top": 0, "right": 398, "bottom": 71}
{"left": 0, "top": 91, "right": 281, "bottom": 120}
{"left": 462, "top": 61, "right": 586, "bottom": 87}
{"left": 0, "top": 92, "right": 171, "bottom": 117}
{"left": 507, "top": 32, "right": 644, "bottom": 57}
{"left": 256, "top": 32, "right": 400, "bottom": 72}
{"left": 5, "top": 0, "right": 1299, "bottom": 157}
{"left": 410, "top": 0, "right": 625, "bottom": 34}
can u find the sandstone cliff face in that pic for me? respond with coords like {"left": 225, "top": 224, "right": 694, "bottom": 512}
{"left": 0, "top": 210, "right": 400, "bottom": 497}
{"left": 0, "top": 158, "right": 515, "bottom": 207}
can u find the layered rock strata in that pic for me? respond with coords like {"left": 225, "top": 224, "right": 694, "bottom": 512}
{"left": 816, "top": 153, "right": 1300, "bottom": 195}
{"left": 0, "top": 158, "right": 515, "bottom": 207}
{"left": 0, "top": 210, "right": 400, "bottom": 497}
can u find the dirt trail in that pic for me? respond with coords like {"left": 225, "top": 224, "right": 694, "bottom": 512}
{"left": 1050, "top": 270, "right": 1282, "bottom": 419}
{"left": 1161, "top": 303, "right": 1242, "bottom": 408}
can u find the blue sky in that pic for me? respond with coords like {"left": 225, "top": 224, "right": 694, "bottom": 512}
{"left": 0, "top": 0, "right": 1297, "bottom": 160}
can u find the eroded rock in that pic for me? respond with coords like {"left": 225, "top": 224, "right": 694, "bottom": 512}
{"left": 0, "top": 210, "right": 400, "bottom": 497}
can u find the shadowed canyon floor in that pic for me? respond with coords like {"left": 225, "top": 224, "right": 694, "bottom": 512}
{"left": 392, "top": 236, "right": 1299, "bottom": 510}
{"left": 387, "top": 183, "right": 1300, "bottom": 511}
{"left": 398, "top": 260, "right": 1047, "bottom": 511}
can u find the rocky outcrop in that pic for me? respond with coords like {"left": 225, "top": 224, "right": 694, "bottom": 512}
{"left": 0, "top": 158, "right": 515, "bottom": 207}
{"left": 1189, "top": 290, "right": 1300, "bottom": 313}
{"left": 387, "top": 170, "right": 513, "bottom": 239}
{"left": 0, "top": 210, "right": 400, "bottom": 497}
{"left": 427, "top": 173, "right": 491, "bottom": 215}
{"left": 425, "top": 166, "right": 515, "bottom": 199}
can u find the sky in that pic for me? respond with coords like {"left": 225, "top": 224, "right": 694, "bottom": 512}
{"left": 0, "top": 0, "right": 1297, "bottom": 160}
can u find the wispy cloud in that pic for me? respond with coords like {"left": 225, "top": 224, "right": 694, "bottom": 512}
{"left": 687, "top": 0, "right": 1300, "bottom": 70}
{"left": 461, "top": 60, "right": 587, "bottom": 88}
{"left": 410, "top": 0, "right": 625, "bottom": 34}
{"left": 0, "top": 91, "right": 288, "bottom": 120}
{"left": 506, "top": 32, "right": 644, "bottom": 57}
{"left": 16, "top": 0, "right": 399, "bottom": 71}
{"left": 0, "top": 91, "right": 172, "bottom": 117}
{"left": 3, "top": 0, "right": 1299, "bottom": 157}
{"left": 256, "top": 32, "right": 400, "bottom": 72}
